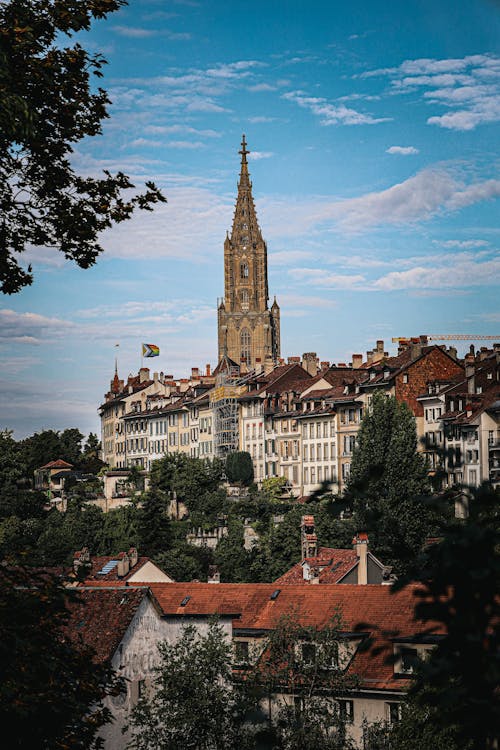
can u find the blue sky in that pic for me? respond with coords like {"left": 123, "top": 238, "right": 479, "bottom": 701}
{"left": 2, "top": 0, "right": 500, "bottom": 438}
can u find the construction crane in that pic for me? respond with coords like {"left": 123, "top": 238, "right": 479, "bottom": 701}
{"left": 392, "top": 334, "right": 500, "bottom": 343}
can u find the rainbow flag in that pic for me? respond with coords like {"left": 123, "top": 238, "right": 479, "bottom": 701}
{"left": 142, "top": 343, "right": 160, "bottom": 358}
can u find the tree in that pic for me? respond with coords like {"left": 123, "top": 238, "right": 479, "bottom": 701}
{"left": 225, "top": 451, "right": 254, "bottom": 486}
{"left": 0, "top": 0, "right": 165, "bottom": 294}
{"left": 261, "top": 476, "right": 290, "bottom": 502}
{"left": 214, "top": 516, "right": 252, "bottom": 582}
{"left": 0, "top": 565, "right": 123, "bottom": 748}
{"left": 138, "top": 487, "right": 171, "bottom": 559}
{"left": 390, "top": 483, "right": 500, "bottom": 750}
{"left": 347, "top": 393, "right": 437, "bottom": 574}
{"left": 249, "top": 609, "right": 358, "bottom": 750}
{"left": 126, "top": 619, "right": 254, "bottom": 750}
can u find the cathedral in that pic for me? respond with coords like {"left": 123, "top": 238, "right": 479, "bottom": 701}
{"left": 217, "top": 136, "right": 280, "bottom": 370}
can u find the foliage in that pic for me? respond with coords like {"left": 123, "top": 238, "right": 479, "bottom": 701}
{"left": 391, "top": 482, "right": 500, "bottom": 750}
{"left": 362, "top": 704, "right": 466, "bottom": 750}
{"left": 98, "top": 504, "right": 139, "bottom": 555}
{"left": 249, "top": 609, "right": 358, "bottom": 750}
{"left": 225, "top": 451, "right": 254, "bottom": 486}
{"left": 214, "top": 516, "right": 252, "bottom": 582}
{"left": 347, "top": 392, "right": 438, "bottom": 575}
{"left": 0, "top": 429, "right": 27, "bottom": 491}
{"left": 0, "top": 565, "right": 123, "bottom": 748}
{"left": 138, "top": 487, "right": 171, "bottom": 559}
{"left": 0, "top": 0, "right": 166, "bottom": 293}
{"left": 261, "top": 476, "right": 290, "bottom": 502}
{"left": 126, "top": 619, "right": 254, "bottom": 750}
{"left": 150, "top": 453, "right": 226, "bottom": 524}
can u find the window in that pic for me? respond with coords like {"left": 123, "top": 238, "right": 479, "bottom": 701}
{"left": 402, "top": 373, "right": 409, "bottom": 383}
{"left": 235, "top": 641, "right": 249, "bottom": 664}
{"left": 400, "top": 647, "right": 419, "bottom": 673}
{"left": 338, "top": 700, "right": 354, "bottom": 723}
{"left": 386, "top": 702, "right": 402, "bottom": 724}
{"left": 301, "top": 642, "right": 316, "bottom": 663}
{"left": 240, "top": 289, "right": 249, "bottom": 311}
{"left": 240, "top": 262, "right": 249, "bottom": 279}
{"left": 240, "top": 328, "right": 251, "bottom": 363}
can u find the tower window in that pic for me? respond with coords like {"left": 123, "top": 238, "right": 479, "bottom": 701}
{"left": 240, "top": 289, "right": 249, "bottom": 311}
{"left": 241, "top": 328, "right": 251, "bottom": 363}
{"left": 240, "top": 262, "right": 249, "bottom": 279}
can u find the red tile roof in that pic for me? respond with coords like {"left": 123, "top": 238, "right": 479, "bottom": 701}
{"left": 147, "top": 582, "right": 443, "bottom": 691}
{"left": 274, "top": 548, "right": 359, "bottom": 584}
{"left": 62, "top": 587, "right": 148, "bottom": 663}
{"left": 82, "top": 556, "right": 158, "bottom": 582}
{"left": 39, "top": 459, "right": 73, "bottom": 470}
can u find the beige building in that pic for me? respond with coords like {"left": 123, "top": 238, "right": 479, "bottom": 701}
{"left": 217, "top": 135, "right": 280, "bottom": 369}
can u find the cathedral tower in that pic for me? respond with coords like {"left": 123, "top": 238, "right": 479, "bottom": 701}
{"left": 217, "top": 135, "right": 280, "bottom": 369}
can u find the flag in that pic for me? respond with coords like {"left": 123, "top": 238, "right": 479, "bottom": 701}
{"left": 142, "top": 343, "right": 160, "bottom": 358}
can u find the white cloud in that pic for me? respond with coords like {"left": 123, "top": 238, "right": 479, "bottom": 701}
{"left": 289, "top": 268, "right": 366, "bottom": 288}
{"left": 269, "top": 250, "right": 314, "bottom": 265}
{"left": 364, "top": 54, "right": 500, "bottom": 131}
{"left": 386, "top": 146, "right": 419, "bottom": 155}
{"left": 249, "top": 151, "right": 274, "bottom": 160}
{"left": 0, "top": 310, "right": 75, "bottom": 344}
{"left": 282, "top": 90, "right": 391, "bottom": 126}
{"left": 437, "top": 239, "right": 490, "bottom": 249}
{"left": 373, "top": 256, "right": 500, "bottom": 290}
{"left": 315, "top": 168, "right": 500, "bottom": 230}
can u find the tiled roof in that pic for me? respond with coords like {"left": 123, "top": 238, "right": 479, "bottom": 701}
{"left": 83, "top": 556, "right": 156, "bottom": 582}
{"left": 147, "top": 582, "right": 443, "bottom": 691}
{"left": 274, "top": 547, "right": 359, "bottom": 584}
{"left": 39, "top": 459, "right": 73, "bottom": 470}
{"left": 62, "top": 587, "right": 148, "bottom": 663}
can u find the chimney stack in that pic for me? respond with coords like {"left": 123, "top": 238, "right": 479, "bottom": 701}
{"left": 207, "top": 565, "right": 220, "bottom": 584}
{"left": 139, "top": 367, "right": 150, "bottom": 383}
{"left": 117, "top": 551, "right": 130, "bottom": 578}
{"left": 301, "top": 515, "right": 318, "bottom": 559}
{"left": 353, "top": 532, "right": 369, "bottom": 585}
{"left": 352, "top": 354, "right": 363, "bottom": 369}
{"left": 128, "top": 547, "right": 138, "bottom": 568}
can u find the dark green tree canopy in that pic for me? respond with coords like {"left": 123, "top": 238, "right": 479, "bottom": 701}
{"left": 225, "top": 451, "right": 254, "bottom": 486}
{"left": 0, "top": 0, "right": 166, "bottom": 293}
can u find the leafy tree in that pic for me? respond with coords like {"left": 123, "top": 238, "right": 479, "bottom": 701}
{"left": 249, "top": 610, "right": 358, "bottom": 750}
{"left": 261, "top": 476, "right": 290, "bottom": 502}
{"left": 249, "top": 506, "right": 303, "bottom": 582}
{"left": 138, "top": 487, "right": 172, "bottom": 559}
{"left": 155, "top": 538, "right": 214, "bottom": 583}
{"left": 225, "top": 451, "right": 254, "bottom": 486}
{"left": 0, "top": 565, "right": 123, "bottom": 748}
{"left": 126, "top": 619, "right": 254, "bottom": 750}
{"left": 390, "top": 483, "right": 500, "bottom": 750}
{"left": 362, "top": 704, "right": 464, "bottom": 750}
{"left": 0, "top": 429, "right": 26, "bottom": 492}
{"left": 0, "top": 0, "right": 166, "bottom": 294}
{"left": 98, "top": 504, "right": 139, "bottom": 554}
{"left": 347, "top": 392, "right": 437, "bottom": 574}
{"left": 214, "top": 517, "right": 252, "bottom": 582}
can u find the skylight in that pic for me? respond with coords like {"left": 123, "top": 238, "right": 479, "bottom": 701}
{"left": 97, "top": 560, "right": 118, "bottom": 575}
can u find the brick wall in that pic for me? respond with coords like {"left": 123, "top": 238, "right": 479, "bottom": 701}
{"left": 395, "top": 348, "right": 464, "bottom": 416}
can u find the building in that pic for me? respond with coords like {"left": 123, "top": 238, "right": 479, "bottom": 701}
{"left": 63, "top": 579, "right": 445, "bottom": 749}
{"left": 217, "top": 135, "right": 280, "bottom": 369}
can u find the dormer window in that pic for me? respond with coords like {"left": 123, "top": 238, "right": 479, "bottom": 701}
{"left": 370, "top": 371, "right": 376, "bottom": 380}
{"left": 384, "top": 370, "right": 390, "bottom": 379}
{"left": 402, "top": 373, "right": 409, "bottom": 384}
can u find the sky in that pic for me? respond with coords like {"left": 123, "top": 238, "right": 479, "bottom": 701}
{"left": 2, "top": 0, "right": 500, "bottom": 439}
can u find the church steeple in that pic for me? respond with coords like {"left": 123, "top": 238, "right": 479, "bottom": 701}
{"left": 217, "top": 136, "right": 280, "bottom": 369}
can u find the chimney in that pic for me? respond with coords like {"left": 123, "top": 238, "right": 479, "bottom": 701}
{"left": 128, "top": 547, "right": 138, "bottom": 568}
{"left": 117, "top": 551, "right": 130, "bottom": 578}
{"left": 353, "top": 532, "right": 368, "bottom": 585}
{"left": 301, "top": 352, "right": 318, "bottom": 376}
{"left": 320, "top": 361, "right": 330, "bottom": 371}
{"left": 352, "top": 354, "right": 363, "bottom": 369}
{"left": 191, "top": 367, "right": 200, "bottom": 379}
{"left": 73, "top": 547, "right": 90, "bottom": 575}
{"left": 366, "top": 351, "right": 373, "bottom": 365}
{"left": 309, "top": 565, "right": 320, "bottom": 585}
{"left": 153, "top": 371, "right": 159, "bottom": 383}
{"left": 301, "top": 515, "right": 317, "bottom": 559}
{"left": 139, "top": 367, "right": 150, "bottom": 383}
{"left": 207, "top": 565, "right": 220, "bottom": 583}
{"left": 448, "top": 346, "right": 457, "bottom": 360}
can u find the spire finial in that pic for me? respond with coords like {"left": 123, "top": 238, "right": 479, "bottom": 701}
{"left": 239, "top": 134, "right": 249, "bottom": 164}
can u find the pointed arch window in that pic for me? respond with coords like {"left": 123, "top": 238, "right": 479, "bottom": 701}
{"left": 240, "top": 262, "right": 249, "bottom": 279}
{"left": 240, "top": 328, "right": 251, "bottom": 364}
{"left": 240, "top": 289, "right": 249, "bottom": 311}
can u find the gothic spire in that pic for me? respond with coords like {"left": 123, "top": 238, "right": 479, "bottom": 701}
{"left": 230, "top": 134, "right": 263, "bottom": 246}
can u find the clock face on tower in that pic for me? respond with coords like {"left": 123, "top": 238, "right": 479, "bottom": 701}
{"left": 218, "top": 136, "right": 280, "bottom": 369}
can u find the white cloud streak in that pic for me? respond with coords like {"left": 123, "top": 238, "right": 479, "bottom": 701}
{"left": 386, "top": 145, "right": 419, "bottom": 155}
{"left": 282, "top": 91, "right": 391, "bottom": 126}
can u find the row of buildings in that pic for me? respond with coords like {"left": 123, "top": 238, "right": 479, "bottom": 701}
{"left": 99, "top": 337, "right": 500, "bottom": 498}
{"left": 99, "top": 136, "right": 500, "bottom": 496}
